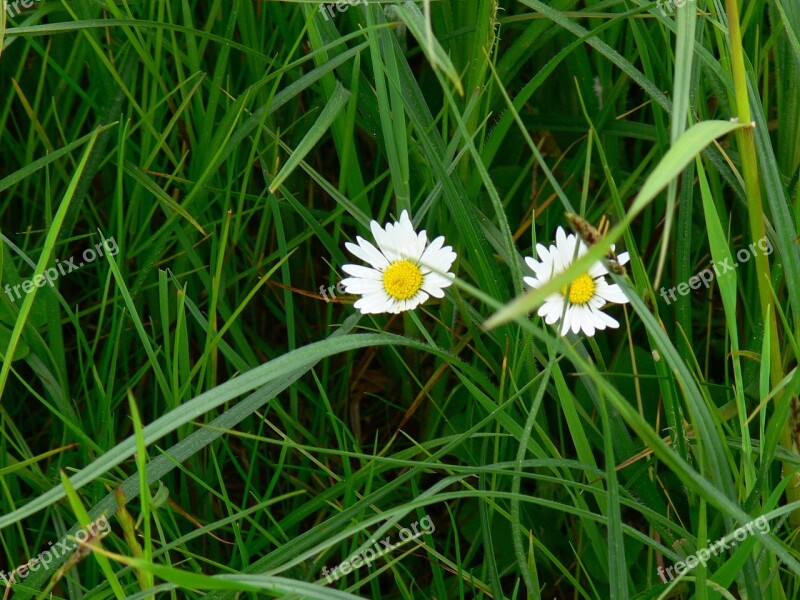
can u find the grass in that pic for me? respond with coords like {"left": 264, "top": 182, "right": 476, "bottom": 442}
{"left": 0, "top": 0, "right": 799, "bottom": 598}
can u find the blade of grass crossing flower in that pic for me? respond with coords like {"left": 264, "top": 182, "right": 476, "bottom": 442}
{"left": 485, "top": 119, "right": 749, "bottom": 329}
{"left": 576, "top": 112, "right": 682, "bottom": 507}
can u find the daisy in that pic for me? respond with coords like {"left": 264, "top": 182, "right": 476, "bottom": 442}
{"left": 523, "top": 226, "right": 629, "bottom": 337}
{"left": 340, "top": 210, "right": 457, "bottom": 314}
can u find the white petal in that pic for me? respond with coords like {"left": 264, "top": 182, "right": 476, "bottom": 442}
{"left": 544, "top": 308, "right": 562, "bottom": 325}
{"left": 386, "top": 213, "right": 419, "bottom": 259}
{"left": 587, "top": 295, "right": 605, "bottom": 310}
{"left": 527, "top": 248, "right": 558, "bottom": 282}
{"left": 595, "top": 280, "right": 629, "bottom": 304}
{"left": 523, "top": 275, "right": 540, "bottom": 289}
{"left": 560, "top": 311, "right": 573, "bottom": 336}
{"left": 386, "top": 219, "right": 408, "bottom": 258}
{"left": 555, "top": 226, "right": 568, "bottom": 251}
{"left": 345, "top": 238, "right": 390, "bottom": 270}
{"left": 588, "top": 309, "right": 610, "bottom": 330}
{"left": 354, "top": 292, "right": 393, "bottom": 314}
{"left": 414, "top": 230, "right": 428, "bottom": 261}
{"left": 536, "top": 243, "right": 552, "bottom": 263}
{"left": 419, "top": 236, "right": 444, "bottom": 268}
{"left": 554, "top": 235, "right": 576, "bottom": 272}
{"left": 403, "top": 290, "right": 429, "bottom": 311}
{"left": 388, "top": 298, "right": 406, "bottom": 313}
{"left": 419, "top": 236, "right": 456, "bottom": 273}
{"left": 573, "top": 305, "right": 590, "bottom": 334}
{"left": 371, "top": 219, "right": 401, "bottom": 263}
{"left": 525, "top": 255, "right": 541, "bottom": 271}
{"left": 594, "top": 310, "right": 620, "bottom": 329}
{"left": 573, "top": 304, "right": 606, "bottom": 337}
{"left": 582, "top": 314, "right": 596, "bottom": 337}
{"left": 396, "top": 212, "right": 426, "bottom": 260}
{"left": 381, "top": 220, "right": 400, "bottom": 259}
{"left": 341, "top": 278, "right": 385, "bottom": 294}
{"left": 422, "top": 273, "right": 453, "bottom": 297}
{"left": 589, "top": 261, "right": 608, "bottom": 278}
{"left": 341, "top": 264, "right": 383, "bottom": 280}
{"left": 538, "top": 297, "right": 566, "bottom": 324}
{"left": 398, "top": 210, "right": 414, "bottom": 236}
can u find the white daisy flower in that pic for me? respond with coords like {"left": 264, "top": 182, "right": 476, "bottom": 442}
{"left": 340, "top": 210, "right": 457, "bottom": 314}
{"left": 523, "top": 226, "right": 630, "bottom": 337}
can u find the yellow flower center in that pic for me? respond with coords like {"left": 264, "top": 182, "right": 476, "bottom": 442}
{"left": 561, "top": 274, "right": 596, "bottom": 305}
{"left": 383, "top": 260, "right": 423, "bottom": 300}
